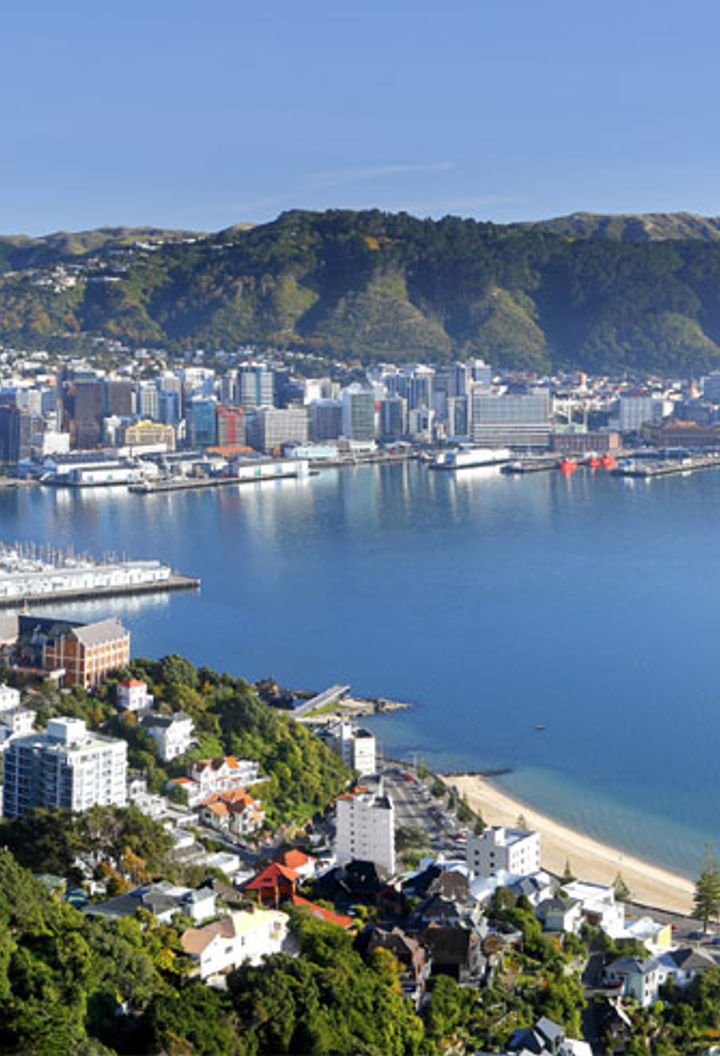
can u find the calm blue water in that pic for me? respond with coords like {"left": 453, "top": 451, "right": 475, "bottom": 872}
{"left": 3, "top": 463, "right": 719, "bottom": 877}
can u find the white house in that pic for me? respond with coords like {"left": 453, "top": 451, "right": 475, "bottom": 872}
{"left": 116, "top": 679, "right": 153, "bottom": 712}
{"left": 85, "top": 881, "right": 216, "bottom": 924}
{"left": 181, "top": 907, "right": 288, "bottom": 981}
{"left": 325, "top": 720, "right": 377, "bottom": 776}
{"left": 466, "top": 826, "right": 540, "bottom": 878}
{"left": 0, "top": 707, "right": 36, "bottom": 744}
{"left": 562, "top": 880, "right": 626, "bottom": 937}
{"left": 535, "top": 896, "right": 583, "bottom": 934}
{"left": 142, "top": 711, "right": 195, "bottom": 762}
{"left": 335, "top": 787, "right": 395, "bottom": 874}
{"left": 0, "top": 684, "right": 21, "bottom": 711}
{"left": 170, "top": 756, "right": 261, "bottom": 807}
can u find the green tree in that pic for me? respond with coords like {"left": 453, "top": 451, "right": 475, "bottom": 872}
{"left": 693, "top": 844, "right": 720, "bottom": 932}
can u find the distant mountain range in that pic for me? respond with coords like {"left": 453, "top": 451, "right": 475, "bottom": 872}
{"left": 4, "top": 209, "right": 720, "bottom": 373}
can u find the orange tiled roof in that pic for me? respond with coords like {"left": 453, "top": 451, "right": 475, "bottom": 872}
{"left": 245, "top": 863, "right": 298, "bottom": 890}
{"left": 292, "top": 895, "right": 353, "bottom": 928}
{"left": 275, "top": 849, "right": 311, "bottom": 870}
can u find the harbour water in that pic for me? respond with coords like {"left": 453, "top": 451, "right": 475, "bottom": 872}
{"left": 3, "top": 462, "right": 720, "bottom": 878}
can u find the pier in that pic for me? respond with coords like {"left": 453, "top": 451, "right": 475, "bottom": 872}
{"left": 292, "top": 684, "right": 351, "bottom": 717}
{"left": 501, "top": 456, "right": 559, "bottom": 474}
{"left": 0, "top": 572, "right": 200, "bottom": 608}
{"left": 611, "top": 453, "right": 720, "bottom": 478}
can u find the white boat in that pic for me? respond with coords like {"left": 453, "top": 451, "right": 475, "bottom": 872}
{"left": 429, "top": 447, "right": 512, "bottom": 470}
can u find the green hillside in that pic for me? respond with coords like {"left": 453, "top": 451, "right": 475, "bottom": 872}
{"left": 6, "top": 208, "right": 720, "bottom": 372}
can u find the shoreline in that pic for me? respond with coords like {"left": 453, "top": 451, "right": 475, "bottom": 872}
{"left": 450, "top": 773, "right": 694, "bottom": 916}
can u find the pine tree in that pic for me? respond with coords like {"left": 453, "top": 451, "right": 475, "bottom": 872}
{"left": 693, "top": 844, "right": 720, "bottom": 932}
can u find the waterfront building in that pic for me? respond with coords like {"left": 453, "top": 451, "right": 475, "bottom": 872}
{"left": 64, "top": 379, "right": 103, "bottom": 449}
{"left": 141, "top": 711, "right": 195, "bottom": 762}
{"left": 2, "top": 717, "right": 127, "bottom": 818}
{"left": 470, "top": 388, "right": 550, "bottom": 448}
{"left": 466, "top": 825, "right": 540, "bottom": 878}
{"left": 408, "top": 366, "right": 434, "bottom": 411}
{"left": 551, "top": 430, "right": 622, "bottom": 455}
{"left": 309, "top": 398, "right": 343, "bottom": 441}
{"left": 335, "top": 785, "right": 395, "bottom": 874}
{"left": 246, "top": 407, "right": 308, "bottom": 454}
{"left": 124, "top": 419, "right": 176, "bottom": 450}
{"left": 618, "top": 392, "right": 672, "bottom": 434}
{"left": 342, "top": 384, "right": 376, "bottom": 442}
{"left": 446, "top": 395, "right": 469, "bottom": 438}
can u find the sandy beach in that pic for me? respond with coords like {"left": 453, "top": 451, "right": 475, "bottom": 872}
{"left": 450, "top": 774, "right": 694, "bottom": 916}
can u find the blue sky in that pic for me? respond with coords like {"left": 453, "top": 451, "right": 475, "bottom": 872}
{"left": 2, "top": 0, "right": 720, "bottom": 234}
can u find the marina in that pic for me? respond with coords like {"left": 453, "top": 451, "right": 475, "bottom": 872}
{"left": 0, "top": 542, "right": 199, "bottom": 606}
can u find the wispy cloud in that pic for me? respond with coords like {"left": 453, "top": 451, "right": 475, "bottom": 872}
{"left": 309, "top": 161, "right": 457, "bottom": 188}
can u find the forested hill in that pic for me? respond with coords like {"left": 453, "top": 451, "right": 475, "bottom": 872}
{"left": 518, "top": 211, "right": 720, "bottom": 243}
{"left": 7, "top": 208, "right": 720, "bottom": 373}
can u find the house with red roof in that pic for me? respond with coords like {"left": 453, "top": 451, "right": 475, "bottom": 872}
{"left": 168, "top": 755, "right": 261, "bottom": 807}
{"left": 244, "top": 863, "right": 299, "bottom": 907}
{"left": 273, "top": 848, "right": 317, "bottom": 879}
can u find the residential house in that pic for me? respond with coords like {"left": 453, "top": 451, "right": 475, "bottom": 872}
{"left": 420, "top": 923, "right": 485, "bottom": 983}
{"left": 181, "top": 907, "right": 289, "bottom": 981}
{"left": 199, "top": 788, "right": 265, "bottom": 836}
{"left": 402, "top": 862, "right": 470, "bottom": 903}
{"left": 141, "top": 711, "right": 195, "bottom": 762}
{"left": 535, "top": 896, "right": 583, "bottom": 935}
{"left": 621, "top": 915, "right": 673, "bottom": 950}
{"left": 85, "top": 881, "right": 216, "bottom": 924}
{"left": 274, "top": 848, "right": 317, "bottom": 879}
{"left": 169, "top": 756, "right": 261, "bottom": 807}
{"left": 561, "top": 880, "right": 625, "bottom": 936}
{"left": 356, "top": 926, "right": 430, "bottom": 1009}
{"left": 244, "top": 863, "right": 299, "bottom": 907}
{"left": 116, "top": 679, "right": 153, "bottom": 712}
{"left": 508, "top": 1015, "right": 592, "bottom": 1055}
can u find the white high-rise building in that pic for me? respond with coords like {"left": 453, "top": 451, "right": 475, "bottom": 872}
{"left": 336, "top": 785, "right": 395, "bottom": 874}
{"left": 466, "top": 825, "right": 540, "bottom": 878}
{"left": 2, "top": 718, "right": 127, "bottom": 818}
{"left": 618, "top": 393, "right": 672, "bottom": 433}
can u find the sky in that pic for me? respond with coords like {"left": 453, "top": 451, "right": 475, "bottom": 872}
{"left": 2, "top": 0, "right": 720, "bottom": 235}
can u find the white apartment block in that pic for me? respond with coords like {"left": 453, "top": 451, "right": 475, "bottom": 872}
{"left": 618, "top": 393, "right": 673, "bottom": 433}
{"left": 2, "top": 717, "right": 127, "bottom": 818}
{"left": 335, "top": 788, "right": 395, "bottom": 874}
{"left": 327, "top": 720, "right": 377, "bottom": 776}
{"left": 466, "top": 825, "right": 540, "bottom": 878}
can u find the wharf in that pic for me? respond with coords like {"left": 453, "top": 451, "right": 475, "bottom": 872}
{"left": 129, "top": 471, "right": 305, "bottom": 494}
{"left": 611, "top": 454, "right": 720, "bottom": 478}
{"left": 501, "top": 457, "right": 559, "bottom": 475}
{"left": 0, "top": 572, "right": 200, "bottom": 608}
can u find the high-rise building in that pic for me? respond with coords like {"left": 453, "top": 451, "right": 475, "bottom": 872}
{"left": 309, "top": 399, "right": 343, "bottom": 441}
{"left": 246, "top": 407, "right": 308, "bottom": 453}
{"left": 158, "top": 389, "right": 181, "bottom": 426}
{"left": 238, "top": 366, "right": 274, "bottom": 411}
{"left": 379, "top": 396, "right": 407, "bottom": 440}
{"left": 104, "top": 379, "right": 135, "bottom": 417}
{"left": 67, "top": 380, "right": 103, "bottom": 449}
{"left": 0, "top": 406, "right": 44, "bottom": 463}
{"left": 335, "top": 784, "right": 395, "bottom": 874}
{"left": 216, "top": 405, "right": 246, "bottom": 447}
{"left": 618, "top": 393, "right": 671, "bottom": 433}
{"left": 3, "top": 718, "right": 127, "bottom": 818}
{"left": 342, "top": 384, "right": 376, "bottom": 441}
{"left": 470, "top": 388, "right": 550, "bottom": 448}
{"left": 326, "top": 721, "right": 377, "bottom": 777}
{"left": 137, "top": 381, "right": 160, "bottom": 421}
{"left": 408, "top": 367, "right": 434, "bottom": 411}
{"left": 188, "top": 399, "right": 218, "bottom": 448}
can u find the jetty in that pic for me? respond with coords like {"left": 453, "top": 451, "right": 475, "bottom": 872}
{"left": 501, "top": 456, "right": 559, "bottom": 474}
{"left": 611, "top": 453, "right": 720, "bottom": 478}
